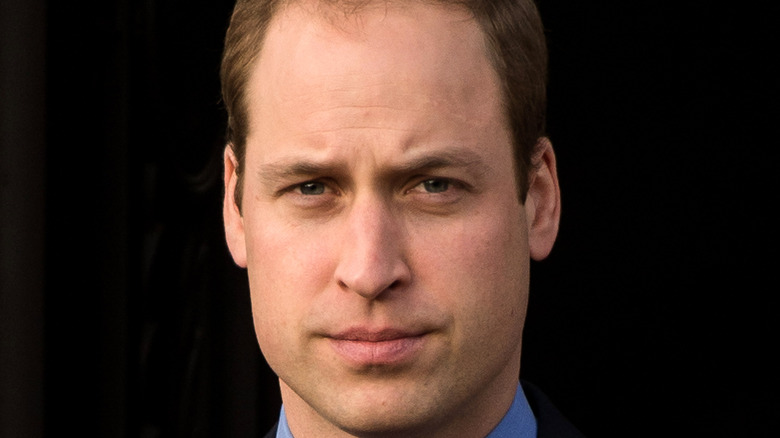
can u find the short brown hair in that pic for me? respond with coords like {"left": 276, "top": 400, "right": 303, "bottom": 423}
{"left": 221, "top": 0, "right": 548, "bottom": 207}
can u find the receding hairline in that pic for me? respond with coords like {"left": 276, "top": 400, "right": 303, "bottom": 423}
{"left": 252, "top": 0, "right": 481, "bottom": 66}
{"left": 241, "top": 0, "right": 506, "bottom": 139}
{"left": 222, "top": 0, "right": 549, "bottom": 207}
{"left": 242, "top": 0, "right": 503, "bottom": 137}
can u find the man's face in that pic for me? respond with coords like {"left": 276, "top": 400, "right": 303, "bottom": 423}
{"left": 224, "top": 2, "right": 558, "bottom": 436}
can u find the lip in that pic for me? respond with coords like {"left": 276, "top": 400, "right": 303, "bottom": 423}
{"left": 327, "top": 328, "right": 427, "bottom": 367}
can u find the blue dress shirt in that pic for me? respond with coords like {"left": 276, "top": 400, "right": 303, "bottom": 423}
{"left": 275, "top": 382, "right": 537, "bottom": 437}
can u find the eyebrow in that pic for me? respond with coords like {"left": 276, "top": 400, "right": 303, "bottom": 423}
{"left": 389, "top": 149, "right": 490, "bottom": 178}
{"left": 257, "top": 147, "right": 492, "bottom": 185}
{"left": 258, "top": 160, "right": 344, "bottom": 185}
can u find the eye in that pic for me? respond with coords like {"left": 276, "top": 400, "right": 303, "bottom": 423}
{"left": 419, "top": 178, "right": 450, "bottom": 193}
{"left": 404, "top": 176, "right": 468, "bottom": 212}
{"left": 298, "top": 181, "right": 326, "bottom": 195}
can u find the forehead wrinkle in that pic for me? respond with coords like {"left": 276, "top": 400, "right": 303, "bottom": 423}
{"left": 300, "top": 126, "right": 425, "bottom": 136}
{"left": 276, "top": 91, "right": 487, "bottom": 139}
{"left": 299, "top": 108, "right": 429, "bottom": 136}
{"left": 275, "top": 81, "right": 435, "bottom": 112}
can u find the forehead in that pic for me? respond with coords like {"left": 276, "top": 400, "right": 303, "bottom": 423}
{"left": 244, "top": 1, "right": 506, "bottom": 156}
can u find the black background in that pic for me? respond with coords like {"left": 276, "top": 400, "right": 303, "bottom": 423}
{"left": 1, "top": 0, "right": 777, "bottom": 436}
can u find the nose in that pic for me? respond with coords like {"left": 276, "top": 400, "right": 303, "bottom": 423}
{"left": 334, "top": 194, "right": 411, "bottom": 300}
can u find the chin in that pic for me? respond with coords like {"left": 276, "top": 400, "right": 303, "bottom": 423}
{"left": 303, "top": 378, "right": 449, "bottom": 437}
{"left": 328, "top": 410, "right": 434, "bottom": 438}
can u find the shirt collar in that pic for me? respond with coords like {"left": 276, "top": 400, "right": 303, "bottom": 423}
{"left": 275, "top": 382, "right": 536, "bottom": 438}
{"left": 485, "top": 382, "right": 537, "bottom": 438}
{"left": 276, "top": 404, "right": 293, "bottom": 438}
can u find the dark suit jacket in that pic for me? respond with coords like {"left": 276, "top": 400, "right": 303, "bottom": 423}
{"left": 263, "top": 381, "right": 584, "bottom": 437}
{"left": 521, "top": 381, "right": 584, "bottom": 438}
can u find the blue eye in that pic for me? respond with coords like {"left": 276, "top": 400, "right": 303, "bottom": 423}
{"left": 422, "top": 179, "right": 450, "bottom": 193}
{"left": 299, "top": 182, "right": 326, "bottom": 195}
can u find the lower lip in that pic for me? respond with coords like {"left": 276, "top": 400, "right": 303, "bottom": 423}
{"left": 328, "top": 335, "right": 426, "bottom": 367}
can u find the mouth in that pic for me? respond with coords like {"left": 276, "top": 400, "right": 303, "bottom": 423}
{"left": 327, "top": 328, "right": 428, "bottom": 367}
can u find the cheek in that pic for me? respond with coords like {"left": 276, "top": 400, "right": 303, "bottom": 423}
{"left": 412, "top": 207, "right": 529, "bottom": 339}
{"left": 244, "top": 210, "right": 338, "bottom": 293}
{"left": 243, "top": 214, "right": 338, "bottom": 357}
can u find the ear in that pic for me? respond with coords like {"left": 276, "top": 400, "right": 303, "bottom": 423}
{"left": 525, "top": 137, "right": 561, "bottom": 261}
{"left": 223, "top": 145, "right": 247, "bottom": 268}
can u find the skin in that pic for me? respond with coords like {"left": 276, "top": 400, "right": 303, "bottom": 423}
{"left": 223, "top": 2, "right": 561, "bottom": 437}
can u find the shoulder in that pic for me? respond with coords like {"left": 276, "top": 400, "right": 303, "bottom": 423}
{"left": 521, "top": 381, "right": 586, "bottom": 438}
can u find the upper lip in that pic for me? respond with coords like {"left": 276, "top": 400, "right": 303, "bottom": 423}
{"left": 329, "top": 327, "right": 427, "bottom": 342}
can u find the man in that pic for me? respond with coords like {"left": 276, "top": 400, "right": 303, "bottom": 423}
{"left": 221, "top": 0, "right": 581, "bottom": 436}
